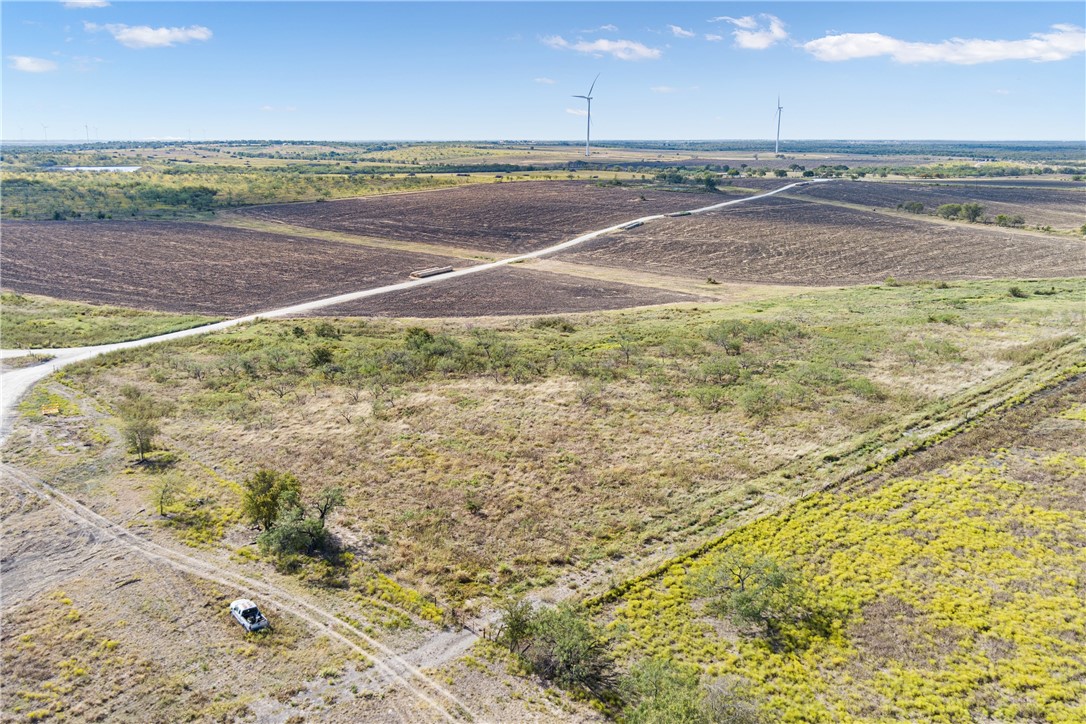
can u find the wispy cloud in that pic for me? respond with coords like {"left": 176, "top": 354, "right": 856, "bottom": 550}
{"left": 63, "top": 0, "right": 109, "bottom": 7}
{"left": 803, "top": 24, "right": 1085, "bottom": 64}
{"left": 534, "top": 77, "right": 556, "bottom": 85}
{"left": 260, "top": 105, "right": 297, "bottom": 113}
{"left": 85, "top": 22, "right": 212, "bottom": 49}
{"left": 8, "top": 55, "right": 59, "bottom": 72}
{"left": 668, "top": 24, "right": 695, "bottom": 39}
{"left": 705, "top": 34, "right": 724, "bottom": 42}
{"left": 711, "top": 14, "right": 788, "bottom": 50}
{"left": 994, "top": 89, "right": 1011, "bottom": 95}
{"left": 566, "top": 107, "right": 588, "bottom": 117}
{"left": 543, "top": 35, "right": 661, "bottom": 61}
{"left": 580, "top": 24, "right": 618, "bottom": 34}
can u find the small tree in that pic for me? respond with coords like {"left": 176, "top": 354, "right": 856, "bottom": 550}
{"left": 960, "top": 202, "right": 984, "bottom": 222}
{"left": 695, "top": 549, "right": 808, "bottom": 648}
{"left": 494, "top": 598, "right": 536, "bottom": 655}
{"left": 153, "top": 472, "right": 183, "bottom": 516}
{"left": 242, "top": 469, "right": 301, "bottom": 531}
{"left": 313, "top": 486, "right": 345, "bottom": 525}
{"left": 123, "top": 417, "right": 159, "bottom": 462}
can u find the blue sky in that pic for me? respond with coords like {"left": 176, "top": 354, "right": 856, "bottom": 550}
{"left": 3, "top": 2, "right": 1084, "bottom": 141}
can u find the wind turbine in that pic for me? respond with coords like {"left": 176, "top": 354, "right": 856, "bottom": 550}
{"left": 774, "top": 96, "right": 783, "bottom": 156}
{"left": 572, "top": 74, "right": 599, "bottom": 157}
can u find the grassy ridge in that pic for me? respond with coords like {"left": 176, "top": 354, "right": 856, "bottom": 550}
{"left": 0, "top": 291, "right": 218, "bottom": 348}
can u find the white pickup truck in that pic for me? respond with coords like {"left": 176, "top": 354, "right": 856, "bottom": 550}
{"left": 230, "top": 599, "right": 270, "bottom": 632}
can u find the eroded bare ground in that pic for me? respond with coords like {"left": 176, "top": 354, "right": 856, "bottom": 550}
{"left": 0, "top": 384, "right": 600, "bottom": 723}
{"left": 301, "top": 266, "right": 704, "bottom": 318}
{"left": 0, "top": 221, "right": 473, "bottom": 316}
{"left": 561, "top": 195, "right": 1086, "bottom": 285}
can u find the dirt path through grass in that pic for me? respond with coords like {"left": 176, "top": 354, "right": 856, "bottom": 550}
{"left": 1, "top": 461, "right": 476, "bottom": 722}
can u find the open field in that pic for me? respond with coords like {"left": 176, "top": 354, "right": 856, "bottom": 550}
{"left": 562, "top": 195, "right": 1086, "bottom": 285}
{"left": 0, "top": 221, "right": 473, "bottom": 316}
{"left": 233, "top": 181, "right": 731, "bottom": 254}
{"left": 793, "top": 179, "right": 1086, "bottom": 230}
{"left": 6, "top": 279, "right": 1080, "bottom": 605}
{"left": 595, "top": 373, "right": 1086, "bottom": 722}
{"left": 0, "top": 291, "right": 218, "bottom": 349}
{"left": 303, "top": 266, "right": 703, "bottom": 318}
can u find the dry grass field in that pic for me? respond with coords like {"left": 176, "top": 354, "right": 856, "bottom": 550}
{"left": 8, "top": 279, "right": 1079, "bottom": 607}
{"left": 562, "top": 195, "right": 1085, "bottom": 285}
{"left": 793, "top": 179, "right": 1086, "bottom": 229}
{"left": 0, "top": 221, "right": 472, "bottom": 315}
{"left": 234, "top": 181, "right": 715, "bottom": 254}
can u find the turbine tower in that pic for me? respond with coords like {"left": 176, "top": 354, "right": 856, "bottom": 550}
{"left": 572, "top": 74, "right": 599, "bottom": 157}
{"left": 774, "top": 96, "right": 783, "bottom": 156}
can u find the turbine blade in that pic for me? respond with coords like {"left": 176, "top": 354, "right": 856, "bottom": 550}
{"left": 587, "top": 73, "right": 600, "bottom": 97}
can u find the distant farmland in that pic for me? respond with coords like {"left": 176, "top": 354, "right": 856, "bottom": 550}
{"left": 560, "top": 196, "right": 1085, "bottom": 285}
{"left": 0, "top": 221, "right": 472, "bottom": 315}
{"left": 233, "top": 180, "right": 720, "bottom": 254}
{"left": 793, "top": 179, "right": 1086, "bottom": 230}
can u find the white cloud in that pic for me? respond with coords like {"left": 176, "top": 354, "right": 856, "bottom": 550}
{"left": 802, "top": 24, "right": 1085, "bottom": 64}
{"left": 668, "top": 24, "right": 695, "bottom": 39}
{"left": 994, "top": 88, "right": 1011, "bottom": 95}
{"left": 63, "top": 0, "right": 109, "bottom": 7}
{"left": 534, "top": 77, "right": 556, "bottom": 84}
{"left": 651, "top": 86, "right": 679, "bottom": 94}
{"left": 705, "top": 34, "right": 724, "bottom": 42}
{"left": 8, "top": 55, "right": 59, "bottom": 72}
{"left": 85, "top": 21, "right": 212, "bottom": 49}
{"left": 712, "top": 14, "right": 788, "bottom": 50}
{"left": 580, "top": 24, "right": 619, "bottom": 33}
{"left": 543, "top": 35, "right": 661, "bottom": 61}
{"left": 712, "top": 15, "right": 758, "bottom": 30}
{"left": 260, "top": 105, "right": 297, "bottom": 113}
{"left": 566, "top": 107, "right": 588, "bottom": 117}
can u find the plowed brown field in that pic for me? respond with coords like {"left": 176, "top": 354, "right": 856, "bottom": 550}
{"left": 301, "top": 266, "right": 702, "bottom": 318}
{"left": 0, "top": 221, "right": 473, "bottom": 315}
{"left": 560, "top": 196, "right": 1085, "bottom": 285}
{"left": 234, "top": 181, "right": 723, "bottom": 254}
{"left": 794, "top": 180, "right": 1086, "bottom": 229}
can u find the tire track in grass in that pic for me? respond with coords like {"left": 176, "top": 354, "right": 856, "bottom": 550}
{"left": 1, "top": 463, "right": 475, "bottom": 723}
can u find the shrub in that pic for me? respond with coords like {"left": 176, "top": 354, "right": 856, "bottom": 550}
{"left": 522, "top": 604, "right": 615, "bottom": 694}
{"left": 936, "top": 203, "right": 962, "bottom": 219}
{"left": 1008, "top": 286, "right": 1029, "bottom": 298}
{"left": 242, "top": 469, "right": 301, "bottom": 531}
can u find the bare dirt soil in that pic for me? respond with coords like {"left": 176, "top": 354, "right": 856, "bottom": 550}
{"left": 234, "top": 181, "right": 725, "bottom": 254}
{"left": 301, "top": 266, "right": 703, "bottom": 318}
{"left": 561, "top": 195, "right": 1085, "bottom": 285}
{"left": 1, "top": 221, "right": 472, "bottom": 316}
{"left": 793, "top": 179, "right": 1086, "bottom": 229}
